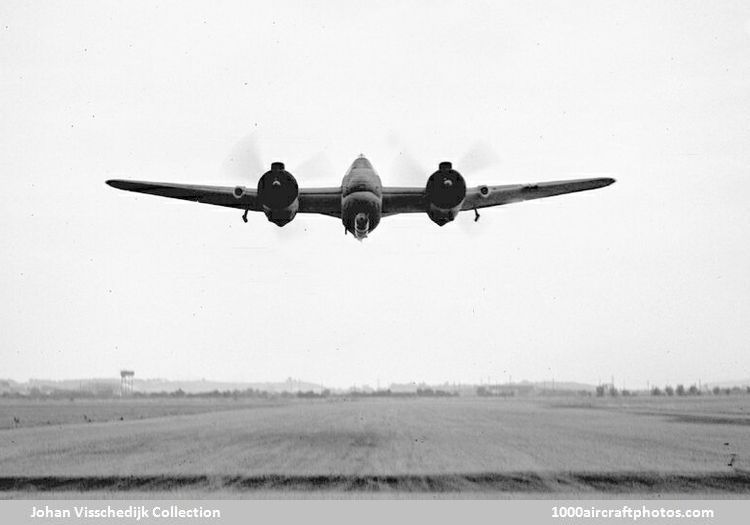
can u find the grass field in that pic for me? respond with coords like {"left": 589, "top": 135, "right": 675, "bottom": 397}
{"left": 0, "top": 398, "right": 281, "bottom": 430}
{"left": 1, "top": 396, "right": 748, "bottom": 497}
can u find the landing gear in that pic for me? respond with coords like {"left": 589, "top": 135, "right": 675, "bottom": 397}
{"left": 242, "top": 209, "right": 249, "bottom": 223}
{"left": 474, "top": 208, "right": 480, "bottom": 222}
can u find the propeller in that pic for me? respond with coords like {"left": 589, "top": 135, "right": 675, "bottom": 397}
{"left": 221, "top": 130, "right": 332, "bottom": 239}
{"left": 458, "top": 140, "right": 500, "bottom": 174}
{"left": 293, "top": 150, "right": 336, "bottom": 184}
{"left": 388, "top": 138, "right": 500, "bottom": 185}
{"left": 221, "top": 130, "right": 334, "bottom": 184}
{"left": 221, "top": 131, "right": 265, "bottom": 183}
{"left": 387, "top": 136, "right": 500, "bottom": 235}
{"left": 390, "top": 146, "right": 429, "bottom": 186}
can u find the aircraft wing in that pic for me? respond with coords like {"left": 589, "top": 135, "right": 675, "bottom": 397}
{"left": 381, "top": 177, "right": 614, "bottom": 216}
{"left": 381, "top": 187, "right": 427, "bottom": 216}
{"left": 461, "top": 177, "right": 615, "bottom": 211}
{"left": 105, "top": 180, "right": 343, "bottom": 217}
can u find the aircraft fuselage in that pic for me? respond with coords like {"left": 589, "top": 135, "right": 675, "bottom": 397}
{"left": 341, "top": 156, "right": 382, "bottom": 240}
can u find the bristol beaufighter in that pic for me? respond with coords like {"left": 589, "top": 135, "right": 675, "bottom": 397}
{"left": 106, "top": 155, "right": 614, "bottom": 241}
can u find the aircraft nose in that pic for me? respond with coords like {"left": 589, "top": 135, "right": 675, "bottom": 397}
{"left": 355, "top": 213, "right": 368, "bottom": 229}
{"left": 352, "top": 156, "right": 372, "bottom": 169}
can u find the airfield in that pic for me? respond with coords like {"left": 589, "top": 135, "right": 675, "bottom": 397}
{"left": 1, "top": 396, "right": 749, "bottom": 498}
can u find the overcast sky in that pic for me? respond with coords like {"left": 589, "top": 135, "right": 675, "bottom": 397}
{"left": 2, "top": 0, "right": 749, "bottom": 388}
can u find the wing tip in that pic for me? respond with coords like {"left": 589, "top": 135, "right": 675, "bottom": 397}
{"left": 106, "top": 179, "right": 143, "bottom": 191}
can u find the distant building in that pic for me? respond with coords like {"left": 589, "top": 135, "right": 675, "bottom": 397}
{"left": 477, "top": 383, "right": 536, "bottom": 397}
{"left": 282, "top": 377, "right": 324, "bottom": 394}
{"left": 389, "top": 382, "right": 421, "bottom": 394}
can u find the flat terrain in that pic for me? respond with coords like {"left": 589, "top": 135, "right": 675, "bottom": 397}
{"left": 0, "top": 398, "right": 281, "bottom": 430}
{"left": 1, "top": 396, "right": 749, "bottom": 497}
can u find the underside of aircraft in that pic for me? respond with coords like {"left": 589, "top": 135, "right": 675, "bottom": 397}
{"left": 107, "top": 155, "right": 615, "bottom": 241}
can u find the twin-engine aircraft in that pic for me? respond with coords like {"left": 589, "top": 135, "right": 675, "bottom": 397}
{"left": 106, "top": 155, "right": 614, "bottom": 241}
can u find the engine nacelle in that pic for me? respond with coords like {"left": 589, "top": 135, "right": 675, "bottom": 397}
{"left": 425, "top": 161, "right": 466, "bottom": 226}
{"left": 257, "top": 162, "right": 299, "bottom": 226}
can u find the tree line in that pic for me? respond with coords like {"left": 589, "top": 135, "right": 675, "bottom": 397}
{"left": 595, "top": 384, "right": 750, "bottom": 397}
